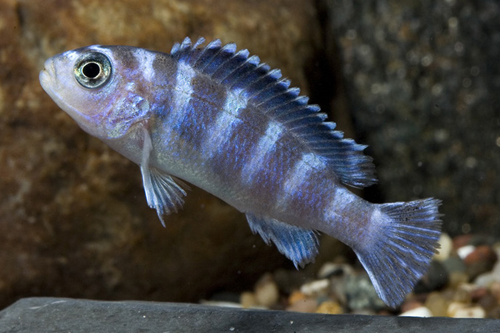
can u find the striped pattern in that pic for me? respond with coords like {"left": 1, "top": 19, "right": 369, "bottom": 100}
{"left": 202, "top": 89, "right": 247, "bottom": 159}
{"left": 277, "top": 153, "right": 326, "bottom": 208}
{"left": 170, "top": 61, "right": 196, "bottom": 127}
{"left": 240, "top": 121, "right": 284, "bottom": 184}
{"left": 169, "top": 37, "right": 377, "bottom": 188}
{"left": 133, "top": 49, "right": 157, "bottom": 83}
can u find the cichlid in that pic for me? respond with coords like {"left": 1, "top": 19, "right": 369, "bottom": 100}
{"left": 39, "top": 37, "right": 442, "bottom": 307}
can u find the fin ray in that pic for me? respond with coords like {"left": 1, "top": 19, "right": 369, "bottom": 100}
{"left": 245, "top": 213, "right": 319, "bottom": 268}
{"left": 170, "top": 37, "right": 377, "bottom": 188}
{"left": 139, "top": 124, "right": 188, "bottom": 227}
{"left": 353, "top": 198, "right": 442, "bottom": 308}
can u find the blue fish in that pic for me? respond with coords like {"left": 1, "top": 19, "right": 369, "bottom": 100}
{"left": 39, "top": 37, "right": 442, "bottom": 307}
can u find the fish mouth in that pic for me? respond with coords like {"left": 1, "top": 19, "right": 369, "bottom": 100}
{"left": 39, "top": 59, "right": 56, "bottom": 93}
{"left": 39, "top": 69, "right": 51, "bottom": 91}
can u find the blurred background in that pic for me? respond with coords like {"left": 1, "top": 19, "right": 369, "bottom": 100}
{"left": 1, "top": 0, "right": 499, "bottom": 316}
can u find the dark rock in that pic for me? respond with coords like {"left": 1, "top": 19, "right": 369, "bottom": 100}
{"left": 2, "top": 297, "right": 500, "bottom": 333}
{"left": 414, "top": 260, "right": 449, "bottom": 294}
{"left": 0, "top": 0, "right": 322, "bottom": 309}
{"left": 325, "top": 0, "right": 500, "bottom": 237}
{"left": 443, "top": 256, "right": 466, "bottom": 274}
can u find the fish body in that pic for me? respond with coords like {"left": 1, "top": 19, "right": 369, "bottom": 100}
{"left": 40, "top": 37, "right": 442, "bottom": 307}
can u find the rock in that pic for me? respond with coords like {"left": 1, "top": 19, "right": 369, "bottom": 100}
{"left": 400, "top": 300, "right": 424, "bottom": 314}
{"left": 399, "top": 306, "right": 433, "bottom": 318}
{"left": 447, "top": 302, "right": 468, "bottom": 317}
{"left": 425, "top": 292, "right": 450, "bottom": 317}
{"left": 240, "top": 291, "right": 257, "bottom": 309}
{"left": 288, "top": 290, "right": 308, "bottom": 305}
{"left": 3, "top": 297, "right": 500, "bottom": 333}
{"left": 489, "top": 281, "right": 500, "bottom": 302}
{"left": 316, "top": 300, "right": 343, "bottom": 314}
{"left": 452, "top": 306, "right": 486, "bottom": 319}
{"left": 286, "top": 298, "right": 318, "bottom": 313}
{"left": 458, "top": 245, "right": 476, "bottom": 260}
{"left": 453, "top": 235, "right": 474, "bottom": 251}
{"left": 448, "top": 272, "right": 469, "bottom": 289}
{"left": 344, "top": 274, "right": 386, "bottom": 311}
{"left": 434, "top": 233, "right": 453, "bottom": 262}
{"left": 317, "top": 262, "right": 354, "bottom": 279}
{"left": 413, "top": 260, "right": 449, "bottom": 294}
{"left": 474, "top": 272, "right": 499, "bottom": 288}
{"left": 300, "top": 279, "right": 330, "bottom": 297}
{"left": 464, "top": 245, "right": 498, "bottom": 280}
{"left": 443, "top": 256, "right": 466, "bottom": 274}
{"left": 476, "top": 292, "right": 499, "bottom": 314}
{"left": 254, "top": 273, "right": 280, "bottom": 308}
{"left": 0, "top": 0, "right": 321, "bottom": 308}
{"left": 325, "top": 0, "right": 500, "bottom": 237}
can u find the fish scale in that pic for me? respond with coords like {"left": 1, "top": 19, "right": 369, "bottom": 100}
{"left": 39, "top": 37, "right": 442, "bottom": 308}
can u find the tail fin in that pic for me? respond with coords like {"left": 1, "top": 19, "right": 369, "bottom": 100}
{"left": 354, "top": 198, "right": 442, "bottom": 308}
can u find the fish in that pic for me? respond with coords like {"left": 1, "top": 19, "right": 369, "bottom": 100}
{"left": 39, "top": 37, "right": 442, "bottom": 308}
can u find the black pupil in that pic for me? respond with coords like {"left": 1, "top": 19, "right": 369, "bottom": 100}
{"left": 82, "top": 62, "right": 101, "bottom": 78}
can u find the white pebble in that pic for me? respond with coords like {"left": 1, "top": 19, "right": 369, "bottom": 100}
{"left": 453, "top": 306, "right": 486, "bottom": 318}
{"left": 457, "top": 245, "right": 475, "bottom": 260}
{"left": 317, "top": 262, "right": 354, "bottom": 279}
{"left": 399, "top": 306, "right": 433, "bottom": 317}
{"left": 433, "top": 233, "right": 452, "bottom": 262}
{"left": 300, "top": 279, "right": 330, "bottom": 296}
{"left": 474, "top": 272, "right": 499, "bottom": 287}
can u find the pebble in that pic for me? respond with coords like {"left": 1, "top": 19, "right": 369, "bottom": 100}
{"left": 288, "top": 290, "right": 307, "bottom": 305}
{"left": 442, "top": 256, "right": 466, "bottom": 274}
{"left": 489, "top": 281, "right": 500, "bottom": 302}
{"left": 232, "top": 233, "right": 500, "bottom": 317}
{"left": 448, "top": 271, "right": 469, "bottom": 289}
{"left": 447, "top": 302, "right": 467, "bottom": 317}
{"left": 476, "top": 292, "right": 498, "bottom": 313}
{"left": 434, "top": 233, "right": 453, "bottom": 262}
{"left": 240, "top": 291, "right": 257, "bottom": 309}
{"left": 474, "top": 271, "right": 499, "bottom": 288}
{"left": 344, "top": 274, "right": 386, "bottom": 311}
{"left": 451, "top": 304, "right": 486, "bottom": 318}
{"left": 464, "top": 245, "right": 498, "bottom": 280}
{"left": 425, "top": 292, "right": 449, "bottom": 317}
{"left": 316, "top": 301, "right": 343, "bottom": 315}
{"left": 317, "top": 263, "right": 354, "bottom": 279}
{"left": 399, "top": 306, "right": 433, "bottom": 317}
{"left": 453, "top": 234, "right": 473, "bottom": 250}
{"left": 254, "top": 273, "right": 279, "bottom": 308}
{"left": 400, "top": 300, "right": 423, "bottom": 314}
{"left": 286, "top": 298, "right": 318, "bottom": 313}
{"left": 457, "top": 245, "right": 475, "bottom": 260}
{"left": 300, "top": 279, "right": 330, "bottom": 297}
{"left": 413, "top": 260, "right": 448, "bottom": 294}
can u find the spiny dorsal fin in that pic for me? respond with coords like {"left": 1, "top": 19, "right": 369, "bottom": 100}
{"left": 170, "top": 37, "right": 377, "bottom": 188}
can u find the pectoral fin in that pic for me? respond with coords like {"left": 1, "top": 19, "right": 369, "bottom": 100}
{"left": 245, "top": 213, "right": 319, "bottom": 268}
{"left": 140, "top": 125, "right": 187, "bottom": 227}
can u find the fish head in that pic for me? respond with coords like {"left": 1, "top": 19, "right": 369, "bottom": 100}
{"left": 40, "top": 45, "right": 151, "bottom": 140}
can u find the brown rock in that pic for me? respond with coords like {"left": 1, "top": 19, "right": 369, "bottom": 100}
{"left": 0, "top": 0, "right": 321, "bottom": 309}
{"left": 464, "top": 245, "right": 498, "bottom": 280}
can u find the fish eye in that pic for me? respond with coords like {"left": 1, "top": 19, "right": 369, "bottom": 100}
{"left": 74, "top": 52, "right": 112, "bottom": 89}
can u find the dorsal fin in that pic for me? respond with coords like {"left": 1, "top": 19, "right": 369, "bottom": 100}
{"left": 170, "top": 37, "right": 377, "bottom": 188}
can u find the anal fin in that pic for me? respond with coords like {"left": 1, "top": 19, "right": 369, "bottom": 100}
{"left": 245, "top": 213, "right": 319, "bottom": 268}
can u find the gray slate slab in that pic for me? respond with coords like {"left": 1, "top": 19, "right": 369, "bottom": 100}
{"left": 0, "top": 297, "right": 499, "bottom": 333}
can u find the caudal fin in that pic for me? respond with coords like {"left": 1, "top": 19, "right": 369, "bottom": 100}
{"left": 354, "top": 198, "right": 442, "bottom": 308}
